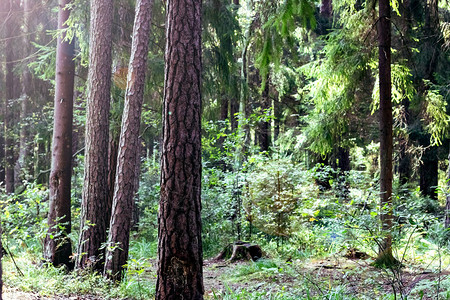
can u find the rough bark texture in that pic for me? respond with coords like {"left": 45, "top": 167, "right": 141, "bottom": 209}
{"left": 78, "top": 0, "right": 114, "bottom": 270}
{"left": 43, "top": 0, "right": 75, "bottom": 268}
{"left": 376, "top": 0, "right": 394, "bottom": 265}
{"left": 156, "top": 0, "right": 204, "bottom": 298}
{"left": 104, "top": 0, "right": 154, "bottom": 280}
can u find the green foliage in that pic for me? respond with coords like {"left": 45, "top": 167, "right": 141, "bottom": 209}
{"left": 423, "top": 86, "right": 450, "bottom": 146}
{"left": 256, "top": 0, "right": 316, "bottom": 90}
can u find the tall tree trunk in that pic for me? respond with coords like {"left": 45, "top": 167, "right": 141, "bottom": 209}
{"left": 376, "top": 0, "right": 394, "bottom": 266}
{"left": 156, "top": 0, "right": 204, "bottom": 298}
{"left": 104, "top": 0, "right": 154, "bottom": 280}
{"left": 398, "top": 0, "right": 412, "bottom": 188}
{"left": 17, "top": 0, "right": 33, "bottom": 184}
{"left": 0, "top": 63, "right": 5, "bottom": 185}
{"left": 43, "top": 0, "right": 76, "bottom": 268}
{"left": 77, "top": 0, "right": 114, "bottom": 270}
{"left": 108, "top": 0, "right": 135, "bottom": 221}
{"left": 445, "top": 144, "right": 450, "bottom": 228}
{"left": 418, "top": 0, "right": 440, "bottom": 200}
{"left": 4, "top": 0, "right": 20, "bottom": 194}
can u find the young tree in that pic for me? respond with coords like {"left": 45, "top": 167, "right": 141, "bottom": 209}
{"left": 77, "top": 0, "right": 114, "bottom": 270}
{"left": 376, "top": 0, "right": 394, "bottom": 266}
{"left": 43, "top": 0, "right": 76, "bottom": 268}
{"left": 104, "top": 0, "right": 154, "bottom": 280}
{"left": 156, "top": 0, "right": 204, "bottom": 298}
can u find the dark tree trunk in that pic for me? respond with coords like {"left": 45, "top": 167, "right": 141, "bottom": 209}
{"left": 419, "top": 146, "right": 438, "bottom": 200}
{"left": 77, "top": 0, "right": 114, "bottom": 270}
{"left": 320, "top": 0, "right": 332, "bottom": 18}
{"left": 258, "top": 76, "right": 271, "bottom": 152}
{"left": 156, "top": 0, "right": 204, "bottom": 298}
{"left": 104, "top": 0, "right": 154, "bottom": 280}
{"left": 376, "top": 0, "right": 394, "bottom": 265}
{"left": 43, "top": 0, "right": 75, "bottom": 268}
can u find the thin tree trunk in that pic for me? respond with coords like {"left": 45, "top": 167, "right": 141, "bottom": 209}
{"left": 43, "top": 0, "right": 75, "bottom": 268}
{"left": 258, "top": 75, "right": 271, "bottom": 152}
{"left": 445, "top": 144, "right": 450, "bottom": 228}
{"left": 103, "top": 0, "right": 153, "bottom": 280}
{"left": 78, "top": 0, "right": 114, "bottom": 270}
{"left": 156, "top": 0, "right": 204, "bottom": 297}
{"left": 4, "top": 0, "right": 20, "bottom": 194}
{"left": 376, "top": 0, "right": 394, "bottom": 266}
{"left": 0, "top": 63, "right": 5, "bottom": 185}
{"left": 17, "top": 0, "right": 33, "bottom": 183}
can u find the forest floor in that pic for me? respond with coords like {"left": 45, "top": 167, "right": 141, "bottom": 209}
{"left": 202, "top": 254, "right": 450, "bottom": 299}
{"left": 3, "top": 251, "right": 450, "bottom": 299}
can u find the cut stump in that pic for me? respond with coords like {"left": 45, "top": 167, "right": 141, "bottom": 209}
{"left": 214, "top": 241, "right": 262, "bottom": 262}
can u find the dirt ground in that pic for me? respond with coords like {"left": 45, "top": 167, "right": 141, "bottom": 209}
{"left": 4, "top": 255, "right": 450, "bottom": 299}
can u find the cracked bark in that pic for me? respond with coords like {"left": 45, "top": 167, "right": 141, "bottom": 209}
{"left": 156, "top": 0, "right": 204, "bottom": 298}
{"left": 103, "top": 0, "right": 154, "bottom": 280}
{"left": 78, "top": 0, "right": 114, "bottom": 270}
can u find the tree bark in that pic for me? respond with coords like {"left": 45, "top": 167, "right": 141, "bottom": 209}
{"left": 104, "top": 0, "right": 154, "bottom": 280}
{"left": 78, "top": 0, "right": 114, "bottom": 270}
{"left": 376, "top": 0, "right": 394, "bottom": 265}
{"left": 43, "top": 0, "right": 75, "bottom": 268}
{"left": 155, "top": 0, "right": 204, "bottom": 298}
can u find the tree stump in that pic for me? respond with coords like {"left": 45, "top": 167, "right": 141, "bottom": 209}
{"left": 214, "top": 241, "right": 262, "bottom": 262}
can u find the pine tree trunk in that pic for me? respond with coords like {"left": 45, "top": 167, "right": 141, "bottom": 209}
{"left": 156, "top": 0, "right": 204, "bottom": 298}
{"left": 376, "top": 0, "right": 394, "bottom": 266}
{"left": 103, "top": 0, "right": 154, "bottom": 280}
{"left": 78, "top": 0, "right": 114, "bottom": 270}
{"left": 43, "top": 0, "right": 75, "bottom": 268}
